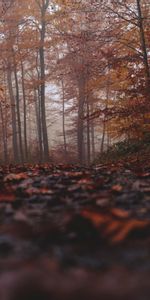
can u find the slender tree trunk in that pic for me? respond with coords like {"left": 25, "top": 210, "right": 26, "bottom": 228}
{"left": 61, "top": 79, "right": 67, "bottom": 156}
{"left": 100, "top": 119, "right": 106, "bottom": 153}
{"left": 21, "top": 60, "right": 28, "bottom": 161}
{"left": 39, "top": 3, "right": 49, "bottom": 162}
{"left": 86, "top": 97, "right": 90, "bottom": 165}
{"left": 4, "top": 73, "right": 9, "bottom": 162}
{"left": 107, "top": 122, "right": 110, "bottom": 151}
{"left": 35, "top": 53, "right": 43, "bottom": 162}
{"left": 136, "top": 0, "right": 150, "bottom": 89}
{"left": 34, "top": 87, "right": 43, "bottom": 162}
{"left": 101, "top": 76, "right": 110, "bottom": 153}
{"left": 13, "top": 62, "right": 24, "bottom": 163}
{"left": 77, "top": 76, "right": 85, "bottom": 164}
{"left": 0, "top": 103, "right": 8, "bottom": 163}
{"left": 7, "top": 66, "right": 19, "bottom": 162}
{"left": 91, "top": 104, "right": 95, "bottom": 161}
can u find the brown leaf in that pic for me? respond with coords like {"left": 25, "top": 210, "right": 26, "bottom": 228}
{"left": 111, "top": 184, "right": 123, "bottom": 192}
{"left": 4, "top": 173, "right": 28, "bottom": 182}
{"left": 81, "top": 210, "right": 110, "bottom": 227}
{"left": 0, "top": 193, "right": 16, "bottom": 202}
{"left": 111, "top": 219, "right": 149, "bottom": 243}
{"left": 81, "top": 209, "right": 150, "bottom": 244}
{"left": 111, "top": 208, "right": 129, "bottom": 219}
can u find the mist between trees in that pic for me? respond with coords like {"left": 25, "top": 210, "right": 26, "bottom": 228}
{"left": 0, "top": 0, "right": 149, "bottom": 165}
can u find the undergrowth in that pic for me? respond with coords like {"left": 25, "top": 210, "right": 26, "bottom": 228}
{"left": 95, "top": 133, "right": 150, "bottom": 165}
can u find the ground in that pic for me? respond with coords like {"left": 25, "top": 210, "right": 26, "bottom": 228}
{"left": 0, "top": 161, "right": 150, "bottom": 299}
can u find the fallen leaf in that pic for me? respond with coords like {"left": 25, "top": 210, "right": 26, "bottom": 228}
{"left": 81, "top": 210, "right": 110, "bottom": 227}
{"left": 4, "top": 173, "right": 28, "bottom": 182}
{"left": 111, "top": 208, "right": 129, "bottom": 218}
{"left": 96, "top": 198, "right": 109, "bottom": 206}
{"left": 0, "top": 193, "right": 16, "bottom": 202}
{"left": 111, "top": 184, "right": 123, "bottom": 192}
{"left": 81, "top": 209, "right": 150, "bottom": 244}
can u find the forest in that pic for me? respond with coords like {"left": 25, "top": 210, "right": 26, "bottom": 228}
{"left": 0, "top": 0, "right": 150, "bottom": 300}
{"left": 0, "top": 0, "right": 149, "bottom": 165}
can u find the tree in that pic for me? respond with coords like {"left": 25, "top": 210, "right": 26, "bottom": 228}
{"left": 35, "top": 0, "right": 50, "bottom": 161}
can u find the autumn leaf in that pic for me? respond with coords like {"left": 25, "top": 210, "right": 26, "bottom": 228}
{"left": 81, "top": 209, "right": 110, "bottom": 227}
{"left": 4, "top": 173, "right": 28, "bottom": 182}
{"left": 81, "top": 209, "right": 150, "bottom": 244}
{"left": 111, "top": 208, "right": 129, "bottom": 219}
{"left": 111, "top": 184, "right": 123, "bottom": 193}
{"left": 0, "top": 193, "right": 16, "bottom": 202}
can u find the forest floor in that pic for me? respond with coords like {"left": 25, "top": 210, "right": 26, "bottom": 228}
{"left": 1, "top": 159, "right": 150, "bottom": 299}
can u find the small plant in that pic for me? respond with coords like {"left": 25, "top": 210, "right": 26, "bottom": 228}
{"left": 95, "top": 135, "right": 150, "bottom": 164}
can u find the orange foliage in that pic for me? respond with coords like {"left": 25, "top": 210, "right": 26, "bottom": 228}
{"left": 81, "top": 209, "right": 150, "bottom": 243}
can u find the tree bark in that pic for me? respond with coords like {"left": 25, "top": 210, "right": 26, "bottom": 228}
{"left": 91, "top": 103, "right": 95, "bottom": 161}
{"left": 0, "top": 102, "right": 8, "bottom": 163}
{"left": 13, "top": 60, "right": 24, "bottom": 163}
{"left": 136, "top": 0, "right": 150, "bottom": 89}
{"left": 7, "top": 66, "right": 19, "bottom": 163}
{"left": 61, "top": 79, "right": 67, "bottom": 156}
{"left": 21, "top": 60, "right": 28, "bottom": 161}
{"left": 77, "top": 76, "right": 85, "bottom": 164}
{"left": 101, "top": 76, "right": 110, "bottom": 153}
{"left": 86, "top": 97, "right": 90, "bottom": 165}
{"left": 39, "top": 0, "right": 49, "bottom": 161}
{"left": 34, "top": 87, "right": 43, "bottom": 162}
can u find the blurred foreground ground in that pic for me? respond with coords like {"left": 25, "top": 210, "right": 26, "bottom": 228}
{"left": 0, "top": 162, "right": 150, "bottom": 299}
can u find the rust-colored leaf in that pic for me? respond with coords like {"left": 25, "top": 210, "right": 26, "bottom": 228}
{"left": 81, "top": 209, "right": 150, "bottom": 244}
{"left": 0, "top": 193, "right": 16, "bottom": 202}
{"left": 111, "top": 219, "right": 149, "bottom": 243}
{"left": 4, "top": 173, "right": 28, "bottom": 182}
{"left": 111, "top": 184, "right": 123, "bottom": 192}
{"left": 81, "top": 209, "right": 110, "bottom": 227}
{"left": 111, "top": 208, "right": 129, "bottom": 219}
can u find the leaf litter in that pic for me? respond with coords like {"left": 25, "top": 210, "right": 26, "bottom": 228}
{"left": 0, "top": 163, "right": 150, "bottom": 299}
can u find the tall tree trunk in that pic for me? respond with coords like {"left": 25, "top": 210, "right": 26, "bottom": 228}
{"left": 107, "top": 122, "right": 110, "bottom": 151}
{"left": 7, "top": 66, "right": 19, "bottom": 163}
{"left": 91, "top": 104, "right": 95, "bottom": 161}
{"left": 101, "top": 76, "right": 110, "bottom": 153}
{"left": 21, "top": 60, "right": 28, "bottom": 161}
{"left": 100, "top": 119, "right": 106, "bottom": 153}
{"left": 86, "top": 97, "right": 90, "bottom": 165}
{"left": 35, "top": 53, "right": 43, "bottom": 162}
{"left": 13, "top": 62, "right": 24, "bottom": 163}
{"left": 34, "top": 87, "right": 43, "bottom": 162}
{"left": 61, "top": 79, "right": 67, "bottom": 156}
{"left": 77, "top": 76, "right": 85, "bottom": 164}
{"left": 0, "top": 103, "right": 8, "bottom": 163}
{"left": 136, "top": 0, "right": 150, "bottom": 89}
{"left": 39, "top": 1, "right": 49, "bottom": 162}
